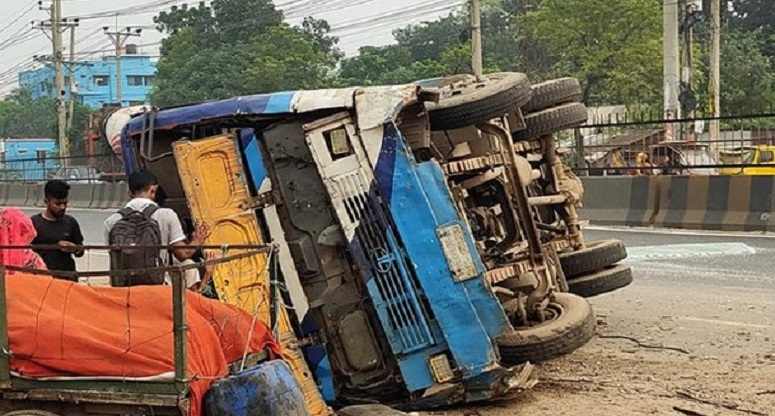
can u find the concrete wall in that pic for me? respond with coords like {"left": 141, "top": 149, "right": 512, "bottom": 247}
{"left": 580, "top": 175, "right": 775, "bottom": 232}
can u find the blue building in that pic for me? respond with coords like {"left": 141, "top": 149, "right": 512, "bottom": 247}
{"left": 0, "top": 138, "right": 58, "bottom": 181}
{"left": 19, "top": 47, "right": 156, "bottom": 109}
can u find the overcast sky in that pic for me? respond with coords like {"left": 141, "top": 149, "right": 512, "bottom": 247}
{"left": 0, "top": 0, "right": 465, "bottom": 96}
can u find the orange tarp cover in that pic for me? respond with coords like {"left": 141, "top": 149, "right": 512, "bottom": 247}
{"left": 6, "top": 274, "right": 283, "bottom": 416}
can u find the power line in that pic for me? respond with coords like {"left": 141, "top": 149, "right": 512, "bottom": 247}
{"left": 0, "top": 3, "right": 37, "bottom": 38}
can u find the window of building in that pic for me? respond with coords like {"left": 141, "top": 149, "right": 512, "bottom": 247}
{"left": 127, "top": 75, "right": 155, "bottom": 87}
{"left": 93, "top": 75, "right": 109, "bottom": 86}
{"left": 0, "top": 151, "right": 5, "bottom": 168}
{"left": 36, "top": 149, "right": 47, "bottom": 165}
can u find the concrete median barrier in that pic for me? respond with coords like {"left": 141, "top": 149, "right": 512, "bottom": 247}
{"left": 30, "top": 183, "right": 45, "bottom": 208}
{"left": 0, "top": 183, "right": 8, "bottom": 206}
{"left": 67, "top": 184, "right": 96, "bottom": 209}
{"left": 5, "top": 184, "right": 31, "bottom": 207}
{"left": 652, "top": 175, "right": 775, "bottom": 232}
{"left": 583, "top": 174, "right": 775, "bottom": 233}
{"left": 0, "top": 183, "right": 127, "bottom": 210}
{"left": 580, "top": 176, "right": 659, "bottom": 227}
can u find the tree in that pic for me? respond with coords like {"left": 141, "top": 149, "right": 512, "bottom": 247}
{"left": 339, "top": 4, "right": 514, "bottom": 87}
{"left": 151, "top": 0, "right": 340, "bottom": 107}
{"left": 242, "top": 24, "right": 341, "bottom": 92}
{"left": 518, "top": 0, "right": 663, "bottom": 106}
{"left": 0, "top": 88, "right": 92, "bottom": 157}
{"left": 718, "top": 29, "right": 775, "bottom": 114}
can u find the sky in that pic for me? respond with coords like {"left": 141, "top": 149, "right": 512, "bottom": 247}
{"left": 0, "top": 0, "right": 466, "bottom": 96}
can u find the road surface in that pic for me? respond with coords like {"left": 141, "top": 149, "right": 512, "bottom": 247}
{"left": 30, "top": 209, "right": 775, "bottom": 415}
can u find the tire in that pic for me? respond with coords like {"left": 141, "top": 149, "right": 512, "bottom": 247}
{"left": 2, "top": 412, "right": 61, "bottom": 416}
{"left": 568, "top": 264, "right": 633, "bottom": 298}
{"left": 512, "top": 102, "right": 588, "bottom": 141}
{"left": 497, "top": 293, "right": 595, "bottom": 365}
{"left": 558, "top": 239, "right": 627, "bottom": 278}
{"left": 523, "top": 78, "right": 582, "bottom": 113}
{"left": 428, "top": 72, "right": 532, "bottom": 131}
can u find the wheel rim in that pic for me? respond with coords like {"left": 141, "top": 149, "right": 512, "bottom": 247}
{"left": 512, "top": 301, "right": 565, "bottom": 330}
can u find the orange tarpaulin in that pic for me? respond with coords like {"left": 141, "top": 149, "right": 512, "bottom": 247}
{"left": 6, "top": 274, "right": 283, "bottom": 416}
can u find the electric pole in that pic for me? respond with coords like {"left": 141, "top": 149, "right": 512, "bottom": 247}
{"left": 67, "top": 23, "right": 78, "bottom": 134}
{"left": 36, "top": 0, "right": 78, "bottom": 164}
{"left": 103, "top": 26, "right": 142, "bottom": 106}
{"left": 470, "top": 0, "right": 483, "bottom": 81}
{"left": 709, "top": 0, "right": 721, "bottom": 141}
{"left": 663, "top": 0, "right": 680, "bottom": 141}
{"left": 680, "top": 0, "right": 701, "bottom": 141}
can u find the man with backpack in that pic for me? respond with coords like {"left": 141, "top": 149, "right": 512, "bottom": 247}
{"left": 104, "top": 170, "right": 209, "bottom": 287}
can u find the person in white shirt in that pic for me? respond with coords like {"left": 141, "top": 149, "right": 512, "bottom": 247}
{"left": 104, "top": 170, "right": 209, "bottom": 289}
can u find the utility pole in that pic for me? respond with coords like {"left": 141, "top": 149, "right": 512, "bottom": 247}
{"left": 680, "top": 0, "right": 701, "bottom": 141}
{"left": 67, "top": 23, "right": 78, "bottom": 134}
{"left": 36, "top": 0, "right": 78, "bottom": 164}
{"left": 663, "top": 0, "right": 680, "bottom": 142}
{"left": 709, "top": 0, "right": 721, "bottom": 141}
{"left": 470, "top": 0, "right": 483, "bottom": 81}
{"left": 103, "top": 26, "right": 142, "bottom": 106}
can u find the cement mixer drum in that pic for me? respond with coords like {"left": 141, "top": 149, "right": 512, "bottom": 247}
{"left": 102, "top": 106, "right": 147, "bottom": 159}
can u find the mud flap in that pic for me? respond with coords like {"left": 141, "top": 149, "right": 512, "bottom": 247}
{"left": 173, "top": 134, "right": 332, "bottom": 416}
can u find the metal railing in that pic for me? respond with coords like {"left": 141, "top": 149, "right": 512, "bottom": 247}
{"left": 0, "top": 153, "right": 124, "bottom": 183}
{"left": 558, "top": 112, "right": 775, "bottom": 176}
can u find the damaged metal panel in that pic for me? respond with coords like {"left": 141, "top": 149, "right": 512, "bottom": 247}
{"left": 437, "top": 224, "right": 478, "bottom": 282}
{"left": 172, "top": 134, "right": 331, "bottom": 416}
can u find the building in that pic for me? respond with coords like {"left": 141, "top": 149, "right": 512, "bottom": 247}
{"left": 18, "top": 46, "right": 156, "bottom": 109}
{"left": 0, "top": 138, "right": 58, "bottom": 182}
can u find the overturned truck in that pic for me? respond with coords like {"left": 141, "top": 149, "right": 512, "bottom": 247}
{"left": 118, "top": 74, "right": 631, "bottom": 412}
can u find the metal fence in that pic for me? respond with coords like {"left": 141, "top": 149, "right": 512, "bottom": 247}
{"left": 560, "top": 111, "right": 775, "bottom": 176}
{"left": 0, "top": 153, "right": 124, "bottom": 183}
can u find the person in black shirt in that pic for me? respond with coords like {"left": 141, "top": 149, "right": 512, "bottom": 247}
{"left": 31, "top": 180, "right": 85, "bottom": 280}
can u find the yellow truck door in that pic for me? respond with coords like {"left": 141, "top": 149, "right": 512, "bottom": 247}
{"left": 172, "top": 134, "right": 331, "bottom": 415}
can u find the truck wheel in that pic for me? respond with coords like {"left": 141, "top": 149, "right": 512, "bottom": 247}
{"left": 497, "top": 293, "right": 595, "bottom": 365}
{"left": 512, "top": 102, "right": 588, "bottom": 141}
{"left": 568, "top": 264, "right": 633, "bottom": 298}
{"left": 558, "top": 239, "right": 627, "bottom": 278}
{"left": 523, "top": 78, "right": 582, "bottom": 113}
{"left": 428, "top": 72, "right": 532, "bottom": 131}
{"left": 2, "top": 412, "right": 62, "bottom": 416}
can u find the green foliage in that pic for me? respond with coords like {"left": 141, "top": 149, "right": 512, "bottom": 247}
{"left": 151, "top": 0, "right": 340, "bottom": 107}
{"left": 0, "top": 89, "right": 57, "bottom": 138}
{"left": 718, "top": 29, "right": 775, "bottom": 114}
{"left": 0, "top": 88, "right": 91, "bottom": 156}
{"left": 518, "top": 0, "right": 663, "bottom": 106}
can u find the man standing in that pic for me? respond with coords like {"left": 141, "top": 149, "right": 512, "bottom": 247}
{"left": 31, "top": 180, "right": 85, "bottom": 279}
{"left": 104, "top": 169, "right": 209, "bottom": 287}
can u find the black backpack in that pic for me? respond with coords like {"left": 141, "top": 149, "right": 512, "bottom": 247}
{"left": 108, "top": 205, "right": 165, "bottom": 287}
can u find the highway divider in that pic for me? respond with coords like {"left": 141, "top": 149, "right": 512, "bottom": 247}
{"left": 3, "top": 177, "right": 775, "bottom": 233}
{"left": 0, "top": 182, "right": 126, "bottom": 210}
{"left": 582, "top": 175, "right": 775, "bottom": 232}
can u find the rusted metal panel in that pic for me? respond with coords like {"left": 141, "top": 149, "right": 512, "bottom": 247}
{"left": 437, "top": 224, "right": 478, "bottom": 282}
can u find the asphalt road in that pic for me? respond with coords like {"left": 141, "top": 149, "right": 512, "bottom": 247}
{"left": 22, "top": 208, "right": 775, "bottom": 414}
